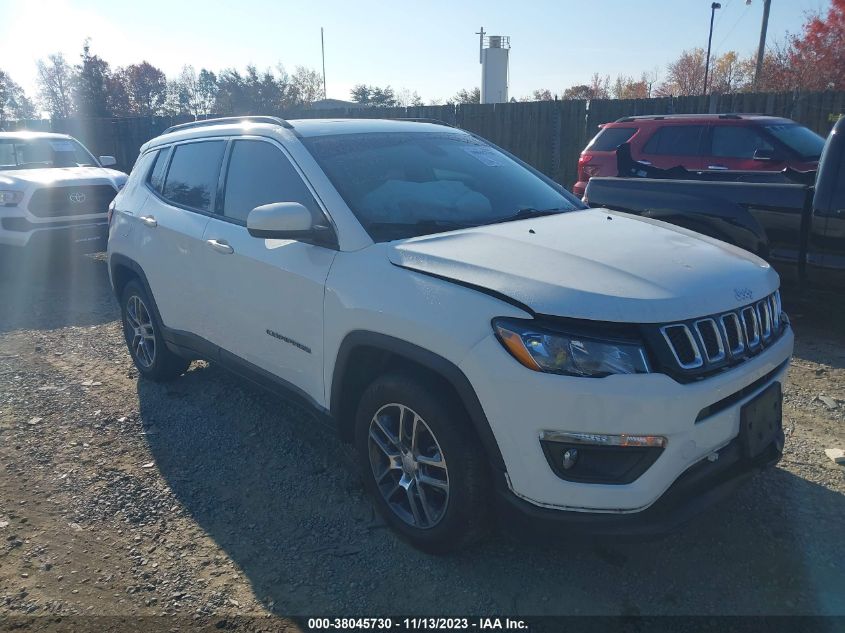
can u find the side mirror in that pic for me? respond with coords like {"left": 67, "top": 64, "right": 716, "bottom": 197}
{"left": 753, "top": 148, "right": 782, "bottom": 161}
{"left": 99, "top": 155, "right": 117, "bottom": 167}
{"left": 247, "top": 202, "right": 315, "bottom": 239}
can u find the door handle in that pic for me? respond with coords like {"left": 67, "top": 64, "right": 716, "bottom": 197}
{"left": 206, "top": 239, "right": 234, "bottom": 254}
{"left": 707, "top": 165, "right": 729, "bottom": 170}
{"left": 139, "top": 215, "right": 157, "bottom": 227}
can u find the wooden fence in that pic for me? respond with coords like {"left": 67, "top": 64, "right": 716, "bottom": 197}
{"left": 7, "top": 90, "right": 844, "bottom": 190}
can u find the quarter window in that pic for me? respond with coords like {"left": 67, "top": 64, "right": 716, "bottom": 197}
{"left": 587, "top": 127, "right": 638, "bottom": 151}
{"left": 148, "top": 146, "right": 172, "bottom": 194}
{"left": 123, "top": 150, "right": 157, "bottom": 196}
{"left": 222, "top": 140, "right": 318, "bottom": 223}
{"left": 642, "top": 126, "right": 706, "bottom": 156}
{"left": 161, "top": 141, "right": 225, "bottom": 211}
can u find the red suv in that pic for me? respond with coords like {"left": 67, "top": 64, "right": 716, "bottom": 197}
{"left": 572, "top": 114, "right": 825, "bottom": 196}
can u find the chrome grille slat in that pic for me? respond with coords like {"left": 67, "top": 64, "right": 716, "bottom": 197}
{"left": 660, "top": 324, "right": 703, "bottom": 369}
{"left": 741, "top": 306, "right": 760, "bottom": 348}
{"left": 694, "top": 318, "right": 725, "bottom": 362}
{"left": 757, "top": 300, "right": 772, "bottom": 340}
{"left": 720, "top": 312, "right": 745, "bottom": 356}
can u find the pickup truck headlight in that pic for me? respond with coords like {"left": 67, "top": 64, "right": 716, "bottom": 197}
{"left": 493, "top": 318, "right": 649, "bottom": 377}
{"left": 0, "top": 190, "right": 23, "bottom": 206}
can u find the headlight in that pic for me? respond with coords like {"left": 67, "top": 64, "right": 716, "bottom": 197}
{"left": 493, "top": 318, "right": 650, "bottom": 377}
{"left": 0, "top": 190, "right": 23, "bottom": 205}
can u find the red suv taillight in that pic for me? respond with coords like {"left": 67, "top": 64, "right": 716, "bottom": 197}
{"left": 578, "top": 154, "right": 598, "bottom": 182}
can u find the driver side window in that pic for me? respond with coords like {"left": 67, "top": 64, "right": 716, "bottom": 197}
{"left": 222, "top": 139, "right": 319, "bottom": 224}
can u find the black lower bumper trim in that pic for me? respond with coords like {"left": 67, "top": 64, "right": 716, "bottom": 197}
{"left": 7, "top": 222, "right": 108, "bottom": 253}
{"left": 496, "top": 437, "right": 782, "bottom": 539}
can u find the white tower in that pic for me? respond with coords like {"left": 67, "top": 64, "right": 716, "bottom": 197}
{"left": 478, "top": 27, "right": 510, "bottom": 104}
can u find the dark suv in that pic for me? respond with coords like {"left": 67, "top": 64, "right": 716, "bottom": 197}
{"left": 573, "top": 114, "right": 825, "bottom": 196}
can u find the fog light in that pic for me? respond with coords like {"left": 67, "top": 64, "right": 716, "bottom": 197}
{"left": 540, "top": 430, "right": 666, "bottom": 484}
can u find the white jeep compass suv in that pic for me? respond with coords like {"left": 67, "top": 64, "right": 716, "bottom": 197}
{"left": 107, "top": 116, "right": 793, "bottom": 552}
{"left": 1, "top": 131, "right": 126, "bottom": 254}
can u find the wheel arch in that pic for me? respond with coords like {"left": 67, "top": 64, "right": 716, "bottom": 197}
{"left": 330, "top": 331, "right": 506, "bottom": 472}
{"left": 109, "top": 253, "right": 167, "bottom": 332}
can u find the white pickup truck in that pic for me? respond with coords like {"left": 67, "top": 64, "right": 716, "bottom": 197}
{"left": 0, "top": 131, "right": 127, "bottom": 255}
{"left": 107, "top": 117, "right": 793, "bottom": 553}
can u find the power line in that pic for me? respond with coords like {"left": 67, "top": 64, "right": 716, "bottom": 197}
{"left": 712, "top": 1, "right": 752, "bottom": 56}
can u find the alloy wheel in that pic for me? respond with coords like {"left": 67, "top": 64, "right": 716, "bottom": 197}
{"left": 367, "top": 403, "right": 450, "bottom": 529}
{"left": 125, "top": 294, "right": 156, "bottom": 368}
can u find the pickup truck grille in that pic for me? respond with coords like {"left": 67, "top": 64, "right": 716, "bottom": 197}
{"left": 651, "top": 291, "right": 784, "bottom": 380}
{"left": 28, "top": 185, "right": 117, "bottom": 218}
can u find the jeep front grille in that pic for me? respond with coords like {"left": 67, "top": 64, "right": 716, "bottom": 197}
{"left": 652, "top": 291, "right": 785, "bottom": 381}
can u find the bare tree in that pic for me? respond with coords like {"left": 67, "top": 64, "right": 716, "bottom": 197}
{"left": 395, "top": 88, "right": 424, "bottom": 107}
{"left": 36, "top": 53, "right": 75, "bottom": 118}
{"left": 656, "top": 48, "right": 706, "bottom": 96}
{"left": 291, "top": 66, "right": 324, "bottom": 105}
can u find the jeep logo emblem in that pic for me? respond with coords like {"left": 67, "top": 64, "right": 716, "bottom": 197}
{"left": 68, "top": 192, "right": 86, "bottom": 203}
{"left": 734, "top": 287, "right": 753, "bottom": 301}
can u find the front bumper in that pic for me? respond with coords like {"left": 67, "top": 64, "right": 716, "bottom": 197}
{"left": 458, "top": 326, "right": 793, "bottom": 513}
{"left": 0, "top": 218, "right": 108, "bottom": 251}
{"left": 495, "top": 434, "right": 781, "bottom": 538}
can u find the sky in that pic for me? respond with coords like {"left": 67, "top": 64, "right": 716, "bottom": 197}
{"left": 0, "top": 0, "right": 831, "bottom": 103}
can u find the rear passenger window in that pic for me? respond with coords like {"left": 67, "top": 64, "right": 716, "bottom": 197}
{"left": 222, "top": 140, "right": 318, "bottom": 223}
{"left": 162, "top": 141, "right": 225, "bottom": 211}
{"left": 147, "top": 146, "right": 171, "bottom": 193}
{"left": 642, "top": 126, "right": 706, "bottom": 155}
{"left": 711, "top": 126, "right": 774, "bottom": 158}
{"left": 587, "top": 127, "right": 638, "bottom": 151}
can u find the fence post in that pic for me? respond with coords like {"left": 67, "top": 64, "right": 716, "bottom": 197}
{"left": 551, "top": 106, "right": 562, "bottom": 176}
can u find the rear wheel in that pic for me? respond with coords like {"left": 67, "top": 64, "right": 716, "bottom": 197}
{"left": 120, "top": 279, "right": 189, "bottom": 381}
{"left": 354, "top": 372, "right": 490, "bottom": 553}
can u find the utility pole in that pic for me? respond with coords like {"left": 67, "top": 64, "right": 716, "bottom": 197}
{"left": 321, "top": 27, "right": 327, "bottom": 100}
{"left": 703, "top": 2, "right": 721, "bottom": 95}
{"left": 754, "top": 0, "right": 772, "bottom": 89}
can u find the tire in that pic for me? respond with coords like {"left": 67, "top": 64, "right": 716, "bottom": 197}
{"left": 354, "top": 372, "right": 491, "bottom": 553}
{"left": 120, "top": 279, "right": 190, "bottom": 381}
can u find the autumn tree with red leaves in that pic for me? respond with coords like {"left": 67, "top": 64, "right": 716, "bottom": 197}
{"left": 787, "top": 0, "right": 845, "bottom": 90}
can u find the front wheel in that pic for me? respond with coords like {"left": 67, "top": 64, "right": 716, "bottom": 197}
{"left": 120, "top": 279, "right": 190, "bottom": 381}
{"left": 354, "top": 373, "right": 491, "bottom": 553}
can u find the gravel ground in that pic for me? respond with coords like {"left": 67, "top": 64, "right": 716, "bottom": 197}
{"left": 0, "top": 251, "right": 843, "bottom": 627}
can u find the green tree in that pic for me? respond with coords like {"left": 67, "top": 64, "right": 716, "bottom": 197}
{"left": 0, "top": 69, "right": 36, "bottom": 123}
{"left": 73, "top": 40, "right": 113, "bottom": 117}
{"left": 452, "top": 87, "right": 480, "bottom": 104}
{"left": 120, "top": 61, "right": 167, "bottom": 116}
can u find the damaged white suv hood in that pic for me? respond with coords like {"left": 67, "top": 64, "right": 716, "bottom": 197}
{"left": 387, "top": 208, "right": 779, "bottom": 323}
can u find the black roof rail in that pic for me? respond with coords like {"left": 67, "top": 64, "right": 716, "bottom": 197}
{"left": 392, "top": 117, "right": 455, "bottom": 128}
{"left": 162, "top": 116, "right": 293, "bottom": 135}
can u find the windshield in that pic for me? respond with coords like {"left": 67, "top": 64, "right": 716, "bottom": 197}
{"left": 301, "top": 131, "right": 582, "bottom": 241}
{"left": 0, "top": 137, "right": 99, "bottom": 170}
{"left": 763, "top": 124, "right": 825, "bottom": 160}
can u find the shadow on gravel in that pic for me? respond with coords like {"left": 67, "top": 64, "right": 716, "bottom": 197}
{"left": 137, "top": 363, "right": 845, "bottom": 616}
{"left": 0, "top": 250, "right": 117, "bottom": 334}
{"left": 783, "top": 293, "right": 845, "bottom": 371}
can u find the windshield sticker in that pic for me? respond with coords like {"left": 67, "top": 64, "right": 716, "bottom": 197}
{"left": 49, "top": 140, "right": 77, "bottom": 152}
{"left": 463, "top": 146, "right": 507, "bottom": 167}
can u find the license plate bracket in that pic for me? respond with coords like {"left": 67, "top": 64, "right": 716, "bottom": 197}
{"left": 740, "top": 382, "right": 783, "bottom": 459}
